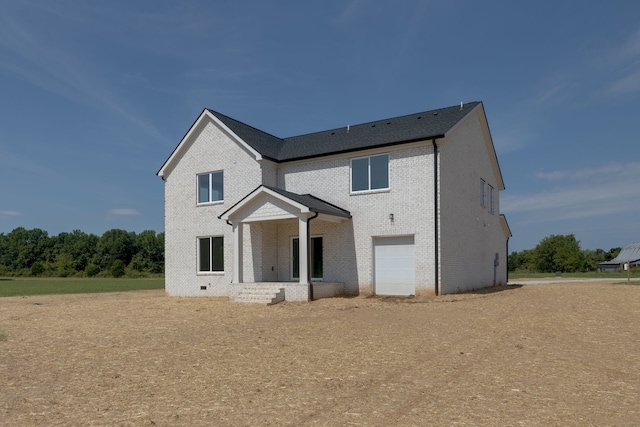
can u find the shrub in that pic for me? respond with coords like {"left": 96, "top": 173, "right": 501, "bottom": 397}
{"left": 30, "top": 262, "right": 45, "bottom": 276}
{"left": 110, "top": 260, "right": 125, "bottom": 278}
{"left": 84, "top": 264, "right": 101, "bottom": 278}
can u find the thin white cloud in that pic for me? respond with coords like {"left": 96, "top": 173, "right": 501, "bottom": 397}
{"left": 607, "top": 69, "right": 640, "bottom": 96}
{"left": 333, "top": 0, "right": 365, "bottom": 25}
{"left": 108, "top": 209, "right": 141, "bottom": 216}
{"left": 491, "top": 122, "right": 535, "bottom": 154}
{"left": 527, "top": 27, "right": 640, "bottom": 106}
{"left": 0, "top": 210, "right": 20, "bottom": 216}
{"left": 0, "top": 7, "right": 167, "bottom": 142}
{"left": 599, "top": 28, "right": 640, "bottom": 98}
{"left": 535, "top": 162, "right": 634, "bottom": 181}
{"left": 503, "top": 162, "right": 640, "bottom": 222}
{"left": 613, "top": 28, "right": 640, "bottom": 65}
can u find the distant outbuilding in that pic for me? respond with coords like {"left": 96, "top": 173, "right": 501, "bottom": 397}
{"left": 597, "top": 242, "right": 640, "bottom": 272}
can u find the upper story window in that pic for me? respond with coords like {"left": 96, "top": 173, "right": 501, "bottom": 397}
{"left": 488, "top": 184, "right": 494, "bottom": 213}
{"left": 197, "top": 171, "right": 223, "bottom": 204}
{"left": 480, "top": 179, "right": 495, "bottom": 213}
{"left": 351, "top": 154, "right": 389, "bottom": 193}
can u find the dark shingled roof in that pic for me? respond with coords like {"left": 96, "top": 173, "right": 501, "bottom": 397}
{"left": 263, "top": 186, "right": 351, "bottom": 218}
{"left": 207, "top": 101, "right": 481, "bottom": 162}
{"left": 206, "top": 110, "right": 284, "bottom": 161}
{"left": 218, "top": 185, "right": 351, "bottom": 220}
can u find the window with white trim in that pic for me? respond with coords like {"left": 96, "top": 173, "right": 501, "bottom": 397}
{"left": 488, "top": 184, "right": 494, "bottom": 213}
{"left": 480, "top": 179, "right": 486, "bottom": 207}
{"left": 197, "top": 171, "right": 223, "bottom": 204}
{"left": 198, "top": 236, "right": 224, "bottom": 272}
{"left": 351, "top": 154, "right": 389, "bottom": 192}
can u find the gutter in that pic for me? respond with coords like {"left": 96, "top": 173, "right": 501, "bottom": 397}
{"left": 432, "top": 139, "right": 439, "bottom": 296}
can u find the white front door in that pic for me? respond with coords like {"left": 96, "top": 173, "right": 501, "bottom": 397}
{"left": 374, "top": 236, "right": 415, "bottom": 296}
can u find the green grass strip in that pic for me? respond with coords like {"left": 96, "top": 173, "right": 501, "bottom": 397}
{"left": 0, "top": 277, "right": 164, "bottom": 297}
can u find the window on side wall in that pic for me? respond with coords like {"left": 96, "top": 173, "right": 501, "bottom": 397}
{"left": 480, "top": 179, "right": 486, "bottom": 207}
{"left": 488, "top": 184, "right": 494, "bottom": 213}
{"left": 351, "top": 154, "right": 389, "bottom": 192}
{"left": 198, "top": 236, "right": 224, "bottom": 272}
{"left": 197, "top": 171, "right": 224, "bottom": 204}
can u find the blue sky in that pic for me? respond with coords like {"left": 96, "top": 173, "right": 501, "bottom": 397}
{"left": 1, "top": 0, "right": 639, "bottom": 252}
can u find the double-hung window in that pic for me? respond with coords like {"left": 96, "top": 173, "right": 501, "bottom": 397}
{"left": 351, "top": 154, "right": 389, "bottom": 192}
{"left": 488, "top": 184, "right": 494, "bottom": 213}
{"left": 198, "top": 236, "right": 224, "bottom": 272}
{"left": 197, "top": 171, "right": 223, "bottom": 204}
{"left": 480, "top": 179, "right": 495, "bottom": 213}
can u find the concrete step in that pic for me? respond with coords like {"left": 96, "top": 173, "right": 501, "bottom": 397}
{"left": 234, "top": 285, "right": 285, "bottom": 305}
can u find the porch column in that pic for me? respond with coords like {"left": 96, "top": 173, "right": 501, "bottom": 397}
{"left": 232, "top": 222, "right": 243, "bottom": 283}
{"left": 298, "top": 215, "right": 309, "bottom": 284}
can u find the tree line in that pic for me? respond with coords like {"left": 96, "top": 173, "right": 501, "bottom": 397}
{"left": 508, "top": 234, "right": 621, "bottom": 273}
{"left": 0, "top": 227, "right": 164, "bottom": 278}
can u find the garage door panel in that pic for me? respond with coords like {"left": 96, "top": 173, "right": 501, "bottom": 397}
{"left": 374, "top": 236, "right": 415, "bottom": 296}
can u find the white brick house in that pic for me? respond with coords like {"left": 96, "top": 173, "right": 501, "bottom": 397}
{"left": 157, "top": 101, "right": 511, "bottom": 301}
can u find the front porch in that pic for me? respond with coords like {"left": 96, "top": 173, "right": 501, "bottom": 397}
{"left": 219, "top": 185, "right": 352, "bottom": 302}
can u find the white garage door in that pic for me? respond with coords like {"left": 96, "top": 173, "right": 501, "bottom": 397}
{"left": 374, "top": 236, "right": 415, "bottom": 296}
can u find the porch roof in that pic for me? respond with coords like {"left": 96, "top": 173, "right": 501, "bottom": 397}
{"left": 218, "top": 185, "right": 351, "bottom": 222}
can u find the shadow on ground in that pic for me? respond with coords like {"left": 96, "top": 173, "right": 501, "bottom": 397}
{"left": 368, "top": 284, "right": 523, "bottom": 303}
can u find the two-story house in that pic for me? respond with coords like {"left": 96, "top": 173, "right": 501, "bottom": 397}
{"left": 157, "top": 101, "right": 511, "bottom": 302}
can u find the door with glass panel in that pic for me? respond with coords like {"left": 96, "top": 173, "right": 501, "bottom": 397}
{"left": 291, "top": 237, "right": 323, "bottom": 280}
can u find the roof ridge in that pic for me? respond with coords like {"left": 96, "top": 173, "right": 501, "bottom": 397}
{"left": 283, "top": 101, "right": 481, "bottom": 140}
{"left": 207, "top": 109, "right": 285, "bottom": 142}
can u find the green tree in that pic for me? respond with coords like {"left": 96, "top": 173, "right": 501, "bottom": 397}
{"left": 30, "top": 261, "right": 45, "bottom": 276}
{"left": 110, "top": 259, "right": 125, "bottom": 278}
{"left": 507, "top": 249, "right": 535, "bottom": 272}
{"left": 583, "top": 248, "right": 607, "bottom": 271}
{"left": 533, "top": 234, "right": 586, "bottom": 273}
{"left": 84, "top": 263, "right": 101, "bottom": 277}
{"left": 49, "top": 230, "right": 99, "bottom": 272}
{"left": 607, "top": 247, "right": 622, "bottom": 261}
{"left": 3, "top": 228, "right": 51, "bottom": 272}
{"left": 95, "top": 229, "right": 135, "bottom": 270}
{"left": 131, "top": 230, "right": 164, "bottom": 273}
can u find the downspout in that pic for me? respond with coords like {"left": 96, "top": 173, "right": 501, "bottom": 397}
{"left": 506, "top": 237, "right": 509, "bottom": 285}
{"left": 307, "top": 211, "right": 319, "bottom": 301}
{"left": 432, "top": 139, "right": 439, "bottom": 296}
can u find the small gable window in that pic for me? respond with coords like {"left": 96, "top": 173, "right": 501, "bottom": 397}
{"left": 197, "top": 171, "right": 223, "bottom": 204}
{"left": 351, "top": 154, "right": 389, "bottom": 193}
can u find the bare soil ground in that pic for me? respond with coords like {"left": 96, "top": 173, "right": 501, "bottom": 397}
{"left": 1, "top": 280, "right": 638, "bottom": 426}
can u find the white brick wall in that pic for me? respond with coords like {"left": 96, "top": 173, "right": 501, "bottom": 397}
{"left": 438, "top": 108, "right": 509, "bottom": 293}
{"left": 278, "top": 143, "right": 437, "bottom": 295}
{"left": 162, "top": 107, "right": 507, "bottom": 298}
{"left": 163, "top": 119, "right": 264, "bottom": 296}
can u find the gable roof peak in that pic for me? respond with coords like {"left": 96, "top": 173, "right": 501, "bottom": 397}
{"left": 158, "top": 101, "right": 487, "bottom": 178}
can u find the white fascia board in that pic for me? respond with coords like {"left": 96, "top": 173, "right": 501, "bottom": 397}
{"left": 157, "top": 110, "right": 263, "bottom": 178}
{"left": 500, "top": 214, "right": 512, "bottom": 238}
{"left": 316, "top": 213, "right": 349, "bottom": 223}
{"left": 444, "top": 102, "right": 505, "bottom": 191}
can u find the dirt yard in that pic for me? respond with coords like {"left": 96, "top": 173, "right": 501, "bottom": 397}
{"left": 1, "top": 281, "right": 638, "bottom": 426}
